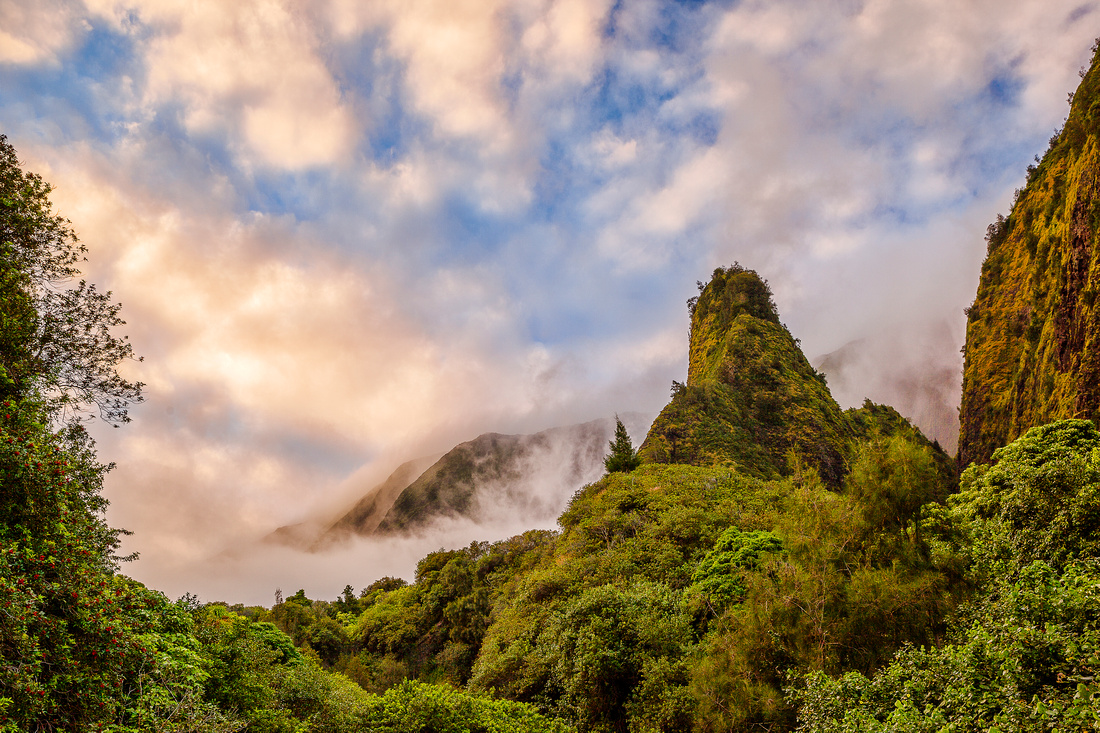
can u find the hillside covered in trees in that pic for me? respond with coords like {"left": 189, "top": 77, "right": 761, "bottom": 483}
{"left": 8, "top": 38, "right": 1100, "bottom": 733}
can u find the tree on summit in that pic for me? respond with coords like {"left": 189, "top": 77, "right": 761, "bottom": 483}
{"left": 605, "top": 415, "right": 640, "bottom": 473}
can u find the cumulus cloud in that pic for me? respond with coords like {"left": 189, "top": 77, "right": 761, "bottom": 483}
{"left": 0, "top": 0, "right": 85, "bottom": 65}
{"left": 80, "top": 0, "right": 357, "bottom": 169}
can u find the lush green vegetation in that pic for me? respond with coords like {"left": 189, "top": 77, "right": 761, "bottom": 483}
{"left": 0, "top": 139, "right": 986, "bottom": 732}
{"left": 640, "top": 265, "right": 852, "bottom": 485}
{"left": 638, "top": 265, "right": 950, "bottom": 494}
{"left": 255, "top": 432, "right": 956, "bottom": 732}
{"left": 797, "top": 420, "right": 1100, "bottom": 732}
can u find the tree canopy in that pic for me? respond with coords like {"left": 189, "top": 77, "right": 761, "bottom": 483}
{"left": 0, "top": 135, "right": 142, "bottom": 425}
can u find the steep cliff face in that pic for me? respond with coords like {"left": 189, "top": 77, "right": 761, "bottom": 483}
{"left": 959, "top": 44, "right": 1100, "bottom": 468}
{"left": 639, "top": 265, "right": 853, "bottom": 484}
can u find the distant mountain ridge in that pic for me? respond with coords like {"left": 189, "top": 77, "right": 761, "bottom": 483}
{"left": 271, "top": 414, "right": 653, "bottom": 548}
{"left": 324, "top": 455, "right": 442, "bottom": 540}
{"left": 376, "top": 419, "right": 615, "bottom": 534}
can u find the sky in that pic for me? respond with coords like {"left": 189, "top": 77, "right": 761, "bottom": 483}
{"left": 1, "top": 0, "right": 1097, "bottom": 605}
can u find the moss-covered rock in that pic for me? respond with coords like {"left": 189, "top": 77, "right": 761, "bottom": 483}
{"left": 639, "top": 265, "right": 852, "bottom": 485}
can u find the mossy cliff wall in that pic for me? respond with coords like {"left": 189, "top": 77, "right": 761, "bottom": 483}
{"left": 959, "top": 44, "right": 1100, "bottom": 467}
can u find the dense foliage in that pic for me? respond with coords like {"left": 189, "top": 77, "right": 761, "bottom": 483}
{"left": 797, "top": 419, "right": 1100, "bottom": 732}
{"left": 312, "top": 444, "right": 957, "bottom": 733}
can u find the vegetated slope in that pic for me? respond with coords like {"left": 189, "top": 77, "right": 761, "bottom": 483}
{"left": 375, "top": 415, "right": 651, "bottom": 534}
{"left": 322, "top": 455, "right": 440, "bottom": 540}
{"left": 640, "top": 265, "right": 946, "bottom": 486}
{"left": 321, "top": 266, "right": 958, "bottom": 733}
{"left": 462, "top": 443, "right": 957, "bottom": 732}
{"left": 959, "top": 43, "right": 1100, "bottom": 467}
{"left": 640, "top": 266, "right": 851, "bottom": 483}
{"left": 316, "top": 432, "right": 960, "bottom": 732}
{"left": 270, "top": 415, "right": 651, "bottom": 547}
{"left": 798, "top": 419, "right": 1100, "bottom": 733}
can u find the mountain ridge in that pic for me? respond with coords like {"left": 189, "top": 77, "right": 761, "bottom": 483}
{"left": 271, "top": 413, "right": 654, "bottom": 548}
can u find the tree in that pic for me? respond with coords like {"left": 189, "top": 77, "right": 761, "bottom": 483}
{"left": 605, "top": 415, "right": 640, "bottom": 474}
{"left": 846, "top": 435, "right": 942, "bottom": 544}
{"left": 954, "top": 419, "right": 1100, "bottom": 571}
{"left": 0, "top": 140, "right": 182, "bottom": 731}
{"left": 537, "top": 582, "right": 694, "bottom": 732}
{"left": 336, "top": 584, "right": 358, "bottom": 613}
{"left": 0, "top": 135, "right": 142, "bottom": 425}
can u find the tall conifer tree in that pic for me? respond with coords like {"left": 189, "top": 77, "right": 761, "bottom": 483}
{"left": 605, "top": 416, "right": 640, "bottom": 473}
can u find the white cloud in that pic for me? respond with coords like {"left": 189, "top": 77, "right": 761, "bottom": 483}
{"left": 634, "top": 147, "right": 727, "bottom": 235}
{"left": 590, "top": 128, "right": 639, "bottom": 169}
{"left": 97, "top": 0, "right": 360, "bottom": 169}
{"left": 0, "top": 0, "right": 84, "bottom": 65}
{"left": 323, "top": 0, "right": 617, "bottom": 213}
{"left": 520, "top": 0, "right": 613, "bottom": 86}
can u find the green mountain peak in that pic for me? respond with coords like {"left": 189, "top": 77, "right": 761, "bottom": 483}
{"left": 640, "top": 265, "right": 852, "bottom": 485}
{"left": 687, "top": 265, "right": 782, "bottom": 384}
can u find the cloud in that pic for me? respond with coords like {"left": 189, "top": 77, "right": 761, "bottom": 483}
{"left": 23, "top": 135, "right": 681, "bottom": 575}
{"left": 359, "top": 0, "right": 612, "bottom": 142}
{"left": 48, "top": 162, "right": 485, "bottom": 448}
{"left": 81, "top": 0, "right": 359, "bottom": 169}
{"left": 324, "top": 0, "right": 618, "bottom": 213}
{"left": 0, "top": 0, "right": 85, "bottom": 65}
